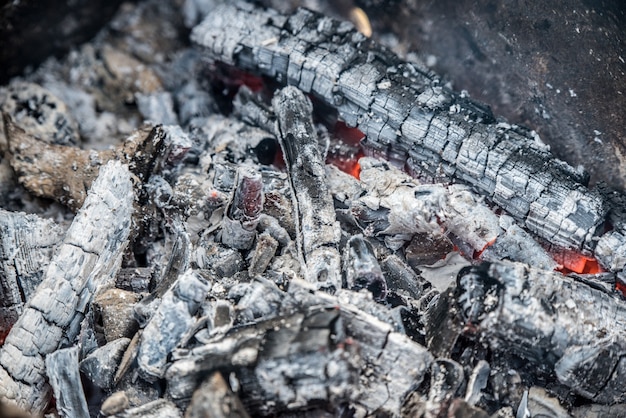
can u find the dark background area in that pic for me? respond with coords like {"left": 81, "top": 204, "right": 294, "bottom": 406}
{"left": 356, "top": 0, "right": 626, "bottom": 190}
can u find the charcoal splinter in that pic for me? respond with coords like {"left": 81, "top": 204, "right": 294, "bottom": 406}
{"left": 272, "top": 86, "right": 342, "bottom": 292}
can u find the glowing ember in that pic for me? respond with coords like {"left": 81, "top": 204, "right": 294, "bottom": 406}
{"left": 552, "top": 248, "right": 603, "bottom": 274}
{"left": 616, "top": 280, "right": 626, "bottom": 298}
{"left": 327, "top": 151, "right": 363, "bottom": 179}
{"left": 473, "top": 239, "right": 497, "bottom": 260}
{"left": 333, "top": 121, "right": 365, "bottom": 146}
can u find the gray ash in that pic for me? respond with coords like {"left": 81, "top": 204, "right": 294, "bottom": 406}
{"left": 0, "top": 1, "right": 625, "bottom": 417}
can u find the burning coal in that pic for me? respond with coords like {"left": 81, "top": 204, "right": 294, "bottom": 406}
{"left": 0, "top": 1, "right": 625, "bottom": 417}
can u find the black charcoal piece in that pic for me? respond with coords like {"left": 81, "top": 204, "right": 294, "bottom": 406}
{"left": 456, "top": 261, "right": 626, "bottom": 404}
{"left": 272, "top": 86, "right": 342, "bottom": 292}
{"left": 80, "top": 338, "right": 131, "bottom": 390}
{"left": 343, "top": 235, "right": 387, "bottom": 301}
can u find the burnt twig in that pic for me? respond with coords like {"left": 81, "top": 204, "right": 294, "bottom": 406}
{"left": 272, "top": 86, "right": 342, "bottom": 292}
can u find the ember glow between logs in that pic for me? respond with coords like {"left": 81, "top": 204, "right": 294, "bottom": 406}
{"left": 2, "top": 1, "right": 626, "bottom": 417}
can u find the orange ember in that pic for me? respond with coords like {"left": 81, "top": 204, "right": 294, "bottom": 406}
{"left": 327, "top": 151, "right": 363, "bottom": 179}
{"left": 552, "top": 248, "right": 603, "bottom": 274}
{"left": 473, "top": 238, "right": 497, "bottom": 259}
{"left": 333, "top": 121, "right": 365, "bottom": 146}
{"left": 616, "top": 281, "right": 626, "bottom": 298}
{"left": 0, "top": 329, "right": 9, "bottom": 346}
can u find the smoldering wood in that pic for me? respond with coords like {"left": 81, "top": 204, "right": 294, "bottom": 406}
{"left": 137, "top": 269, "right": 211, "bottom": 381}
{"left": 0, "top": 209, "right": 65, "bottom": 336}
{"left": 454, "top": 261, "right": 626, "bottom": 404}
{"left": 594, "top": 226, "right": 626, "bottom": 276}
{"left": 45, "top": 346, "right": 90, "bottom": 418}
{"left": 192, "top": 2, "right": 608, "bottom": 252}
{"left": 333, "top": 157, "right": 556, "bottom": 270}
{"left": 0, "top": 161, "right": 134, "bottom": 414}
{"left": 5, "top": 118, "right": 166, "bottom": 212}
{"left": 342, "top": 235, "right": 387, "bottom": 301}
{"left": 272, "top": 87, "right": 342, "bottom": 292}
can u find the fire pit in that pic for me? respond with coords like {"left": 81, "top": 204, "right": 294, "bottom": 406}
{"left": 0, "top": 1, "right": 625, "bottom": 417}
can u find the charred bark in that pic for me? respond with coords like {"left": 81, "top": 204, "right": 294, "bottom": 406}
{"left": 192, "top": 3, "right": 607, "bottom": 251}
{"left": 0, "top": 161, "right": 134, "bottom": 414}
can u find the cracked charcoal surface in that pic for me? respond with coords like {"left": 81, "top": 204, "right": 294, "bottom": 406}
{"left": 191, "top": 3, "right": 608, "bottom": 251}
{"left": 1, "top": 1, "right": 626, "bottom": 417}
{"left": 0, "top": 161, "right": 133, "bottom": 414}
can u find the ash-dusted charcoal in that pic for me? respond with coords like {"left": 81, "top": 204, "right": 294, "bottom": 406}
{"left": 572, "top": 403, "right": 626, "bottom": 418}
{"left": 423, "top": 358, "right": 465, "bottom": 416}
{"left": 595, "top": 225, "right": 626, "bottom": 275}
{"left": 194, "top": 237, "right": 246, "bottom": 277}
{"left": 115, "top": 267, "right": 154, "bottom": 293}
{"left": 0, "top": 161, "right": 134, "bottom": 414}
{"left": 136, "top": 92, "right": 179, "bottom": 126}
{"left": 113, "top": 399, "right": 182, "bottom": 418}
{"left": 335, "top": 157, "right": 556, "bottom": 269}
{"left": 455, "top": 261, "right": 626, "bottom": 404}
{"left": 134, "top": 223, "right": 192, "bottom": 326}
{"left": 0, "top": 210, "right": 65, "bottom": 336}
{"left": 165, "top": 277, "right": 432, "bottom": 416}
{"left": 192, "top": 3, "right": 607, "bottom": 251}
{"left": 248, "top": 232, "right": 279, "bottom": 276}
{"left": 221, "top": 166, "right": 264, "bottom": 250}
{"left": 45, "top": 346, "right": 90, "bottom": 418}
{"left": 0, "top": 81, "right": 80, "bottom": 147}
{"left": 185, "top": 372, "right": 250, "bottom": 418}
{"left": 343, "top": 235, "right": 387, "bottom": 301}
{"left": 80, "top": 337, "right": 131, "bottom": 390}
{"left": 272, "top": 87, "right": 341, "bottom": 292}
{"left": 289, "top": 279, "right": 433, "bottom": 415}
{"left": 464, "top": 360, "right": 490, "bottom": 406}
{"left": 137, "top": 269, "right": 211, "bottom": 381}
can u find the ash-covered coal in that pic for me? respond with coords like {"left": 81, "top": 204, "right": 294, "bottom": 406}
{"left": 0, "top": 1, "right": 626, "bottom": 417}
